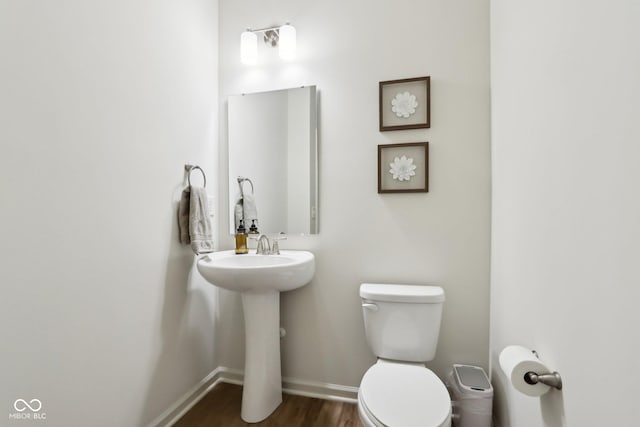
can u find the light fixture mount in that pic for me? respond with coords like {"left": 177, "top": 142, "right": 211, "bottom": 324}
{"left": 263, "top": 29, "right": 279, "bottom": 47}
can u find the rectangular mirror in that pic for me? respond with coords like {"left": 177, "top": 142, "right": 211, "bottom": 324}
{"left": 228, "top": 86, "right": 318, "bottom": 235}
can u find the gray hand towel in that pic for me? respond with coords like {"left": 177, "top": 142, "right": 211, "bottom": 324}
{"left": 178, "top": 188, "right": 191, "bottom": 244}
{"left": 233, "top": 192, "right": 243, "bottom": 231}
{"left": 189, "top": 186, "right": 214, "bottom": 254}
{"left": 242, "top": 189, "right": 258, "bottom": 225}
{"left": 233, "top": 178, "right": 258, "bottom": 230}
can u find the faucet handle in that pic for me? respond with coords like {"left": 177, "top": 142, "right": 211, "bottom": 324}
{"left": 271, "top": 236, "right": 286, "bottom": 255}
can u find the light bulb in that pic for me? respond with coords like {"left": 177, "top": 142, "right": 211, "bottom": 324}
{"left": 278, "top": 24, "right": 296, "bottom": 61}
{"left": 240, "top": 30, "right": 257, "bottom": 65}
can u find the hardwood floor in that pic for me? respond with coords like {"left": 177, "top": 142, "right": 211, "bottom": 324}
{"left": 173, "top": 382, "right": 363, "bottom": 427}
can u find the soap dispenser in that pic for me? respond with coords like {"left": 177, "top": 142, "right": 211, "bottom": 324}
{"left": 235, "top": 220, "right": 248, "bottom": 254}
{"left": 249, "top": 220, "right": 259, "bottom": 235}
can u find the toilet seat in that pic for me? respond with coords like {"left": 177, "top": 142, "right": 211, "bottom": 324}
{"left": 359, "top": 363, "right": 451, "bottom": 427}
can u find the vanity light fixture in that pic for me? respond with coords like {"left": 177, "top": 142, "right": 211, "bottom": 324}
{"left": 240, "top": 30, "right": 258, "bottom": 65}
{"left": 278, "top": 24, "right": 296, "bottom": 60}
{"left": 240, "top": 23, "right": 296, "bottom": 65}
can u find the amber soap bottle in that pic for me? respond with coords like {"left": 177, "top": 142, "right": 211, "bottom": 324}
{"left": 235, "top": 220, "right": 248, "bottom": 254}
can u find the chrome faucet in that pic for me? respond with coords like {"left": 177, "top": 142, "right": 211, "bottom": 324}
{"left": 254, "top": 234, "right": 287, "bottom": 255}
{"left": 256, "top": 235, "right": 271, "bottom": 255}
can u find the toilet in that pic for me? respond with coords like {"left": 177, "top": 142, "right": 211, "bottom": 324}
{"left": 358, "top": 283, "right": 451, "bottom": 427}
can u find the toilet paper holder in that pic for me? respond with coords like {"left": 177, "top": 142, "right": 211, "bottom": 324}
{"left": 524, "top": 350, "right": 563, "bottom": 390}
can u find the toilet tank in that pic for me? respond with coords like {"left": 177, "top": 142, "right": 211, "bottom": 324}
{"left": 360, "top": 283, "right": 445, "bottom": 362}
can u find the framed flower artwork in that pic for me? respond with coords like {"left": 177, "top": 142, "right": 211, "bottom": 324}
{"left": 378, "top": 142, "right": 429, "bottom": 193}
{"left": 379, "top": 76, "right": 430, "bottom": 131}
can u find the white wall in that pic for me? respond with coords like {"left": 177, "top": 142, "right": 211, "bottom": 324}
{"left": 490, "top": 0, "right": 640, "bottom": 425}
{"left": 218, "top": 0, "right": 491, "bottom": 387}
{"left": 0, "top": 1, "right": 219, "bottom": 426}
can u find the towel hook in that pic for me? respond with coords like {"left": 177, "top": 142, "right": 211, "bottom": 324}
{"left": 185, "top": 164, "right": 207, "bottom": 188}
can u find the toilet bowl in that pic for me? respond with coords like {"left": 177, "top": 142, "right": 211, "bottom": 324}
{"left": 358, "top": 283, "right": 451, "bottom": 427}
{"left": 358, "top": 361, "right": 451, "bottom": 427}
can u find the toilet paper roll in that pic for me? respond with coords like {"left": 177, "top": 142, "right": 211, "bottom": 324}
{"left": 499, "top": 345, "right": 551, "bottom": 397}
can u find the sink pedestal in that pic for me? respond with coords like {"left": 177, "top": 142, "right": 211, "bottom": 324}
{"left": 196, "top": 250, "right": 315, "bottom": 423}
{"left": 240, "top": 290, "right": 282, "bottom": 422}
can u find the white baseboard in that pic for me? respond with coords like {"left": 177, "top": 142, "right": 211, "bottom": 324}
{"left": 282, "top": 375, "right": 358, "bottom": 403}
{"left": 148, "top": 366, "right": 359, "bottom": 427}
{"left": 146, "top": 367, "right": 224, "bottom": 427}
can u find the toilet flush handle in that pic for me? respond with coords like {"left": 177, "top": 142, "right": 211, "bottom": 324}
{"left": 362, "top": 303, "right": 379, "bottom": 312}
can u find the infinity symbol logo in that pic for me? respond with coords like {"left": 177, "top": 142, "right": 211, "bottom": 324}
{"left": 13, "top": 399, "right": 42, "bottom": 412}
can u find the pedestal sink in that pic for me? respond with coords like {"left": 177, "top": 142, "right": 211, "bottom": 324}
{"left": 196, "top": 250, "right": 315, "bottom": 422}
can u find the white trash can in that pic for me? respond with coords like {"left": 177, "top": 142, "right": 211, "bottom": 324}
{"left": 446, "top": 364, "right": 493, "bottom": 427}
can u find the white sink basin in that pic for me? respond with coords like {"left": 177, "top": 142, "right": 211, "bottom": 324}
{"left": 196, "top": 249, "right": 315, "bottom": 423}
{"left": 197, "top": 250, "right": 314, "bottom": 293}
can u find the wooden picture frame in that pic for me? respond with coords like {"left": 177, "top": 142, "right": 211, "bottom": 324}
{"left": 378, "top": 142, "right": 429, "bottom": 193}
{"left": 379, "top": 76, "right": 430, "bottom": 131}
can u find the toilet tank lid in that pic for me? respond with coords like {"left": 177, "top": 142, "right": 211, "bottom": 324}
{"left": 360, "top": 283, "right": 445, "bottom": 303}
